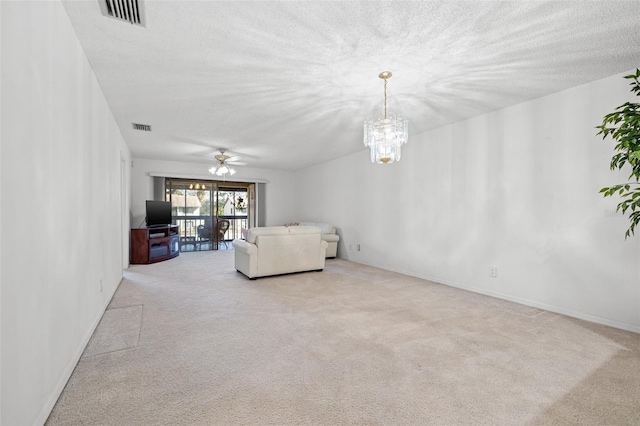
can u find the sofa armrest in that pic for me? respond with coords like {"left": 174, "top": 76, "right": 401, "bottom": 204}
{"left": 232, "top": 239, "right": 257, "bottom": 255}
{"left": 322, "top": 233, "right": 340, "bottom": 243}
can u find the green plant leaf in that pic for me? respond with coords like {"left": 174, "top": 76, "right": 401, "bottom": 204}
{"left": 598, "top": 69, "right": 640, "bottom": 238}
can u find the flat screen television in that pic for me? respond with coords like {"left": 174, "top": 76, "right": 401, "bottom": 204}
{"left": 146, "top": 200, "right": 172, "bottom": 227}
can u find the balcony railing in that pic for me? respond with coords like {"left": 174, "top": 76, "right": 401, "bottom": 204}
{"left": 172, "top": 215, "right": 247, "bottom": 251}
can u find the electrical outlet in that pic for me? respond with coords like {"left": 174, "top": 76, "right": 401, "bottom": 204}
{"left": 356, "top": 244, "right": 361, "bottom": 251}
{"left": 349, "top": 244, "right": 353, "bottom": 251}
{"left": 489, "top": 267, "right": 498, "bottom": 278}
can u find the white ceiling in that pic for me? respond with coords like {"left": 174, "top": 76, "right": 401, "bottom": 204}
{"left": 61, "top": 0, "right": 640, "bottom": 171}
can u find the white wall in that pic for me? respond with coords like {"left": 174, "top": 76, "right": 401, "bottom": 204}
{"left": 1, "top": 2, "right": 131, "bottom": 424}
{"left": 295, "top": 71, "right": 640, "bottom": 333}
{"left": 130, "top": 158, "right": 296, "bottom": 228}
{"left": 0, "top": 2, "right": 3, "bottom": 421}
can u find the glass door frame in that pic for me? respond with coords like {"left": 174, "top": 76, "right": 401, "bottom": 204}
{"left": 165, "top": 178, "right": 254, "bottom": 251}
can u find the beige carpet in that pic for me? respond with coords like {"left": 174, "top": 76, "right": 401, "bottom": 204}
{"left": 46, "top": 250, "right": 640, "bottom": 425}
{"left": 81, "top": 305, "right": 143, "bottom": 358}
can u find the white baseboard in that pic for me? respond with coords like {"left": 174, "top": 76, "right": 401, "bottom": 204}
{"left": 35, "top": 276, "right": 123, "bottom": 426}
{"left": 432, "top": 275, "right": 640, "bottom": 335}
{"left": 352, "top": 259, "right": 640, "bottom": 335}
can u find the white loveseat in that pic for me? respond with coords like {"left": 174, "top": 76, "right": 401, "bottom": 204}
{"left": 291, "top": 222, "right": 339, "bottom": 258}
{"left": 232, "top": 226, "right": 327, "bottom": 279}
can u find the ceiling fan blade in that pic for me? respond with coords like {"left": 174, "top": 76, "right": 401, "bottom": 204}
{"left": 228, "top": 161, "right": 247, "bottom": 166}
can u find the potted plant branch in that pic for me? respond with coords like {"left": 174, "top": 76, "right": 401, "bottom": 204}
{"left": 597, "top": 68, "right": 640, "bottom": 238}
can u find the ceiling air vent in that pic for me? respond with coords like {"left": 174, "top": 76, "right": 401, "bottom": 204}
{"left": 99, "top": 0, "right": 146, "bottom": 27}
{"left": 132, "top": 123, "right": 151, "bottom": 132}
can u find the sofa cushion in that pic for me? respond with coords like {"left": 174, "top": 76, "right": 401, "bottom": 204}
{"left": 298, "top": 221, "right": 336, "bottom": 235}
{"left": 287, "top": 226, "right": 321, "bottom": 236}
{"left": 246, "top": 225, "right": 321, "bottom": 243}
{"left": 246, "top": 226, "right": 289, "bottom": 243}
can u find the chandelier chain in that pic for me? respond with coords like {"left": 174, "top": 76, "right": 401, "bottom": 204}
{"left": 384, "top": 78, "right": 388, "bottom": 119}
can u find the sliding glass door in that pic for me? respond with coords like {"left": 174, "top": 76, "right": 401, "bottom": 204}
{"left": 165, "top": 178, "right": 254, "bottom": 251}
{"left": 216, "top": 184, "right": 251, "bottom": 241}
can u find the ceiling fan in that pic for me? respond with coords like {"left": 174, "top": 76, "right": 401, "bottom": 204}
{"left": 208, "top": 149, "right": 246, "bottom": 178}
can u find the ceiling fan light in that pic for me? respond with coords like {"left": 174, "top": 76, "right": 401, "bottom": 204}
{"left": 209, "top": 150, "right": 239, "bottom": 178}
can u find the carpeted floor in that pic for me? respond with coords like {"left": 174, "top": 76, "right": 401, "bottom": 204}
{"left": 46, "top": 250, "right": 640, "bottom": 425}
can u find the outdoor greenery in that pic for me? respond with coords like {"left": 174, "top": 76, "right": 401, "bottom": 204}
{"left": 597, "top": 68, "right": 640, "bottom": 239}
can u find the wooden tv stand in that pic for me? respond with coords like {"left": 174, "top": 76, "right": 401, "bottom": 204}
{"left": 130, "top": 225, "right": 180, "bottom": 264}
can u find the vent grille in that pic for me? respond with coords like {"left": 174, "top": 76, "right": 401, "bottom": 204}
{"left": 132, "top": 123, "right": 152, "bottom": 132}
{"left": 100, "top": 0, "right": 145, "bottom": 27}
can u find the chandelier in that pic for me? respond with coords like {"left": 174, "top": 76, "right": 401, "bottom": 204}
{"left": 363, "top": 71, "right": 408, "bottom": 164}
{"left": 188, "top": 183, "right": 207, "bottom": 190}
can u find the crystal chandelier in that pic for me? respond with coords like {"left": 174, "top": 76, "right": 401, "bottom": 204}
{"left": 363, "top": 71, "right": 408, "bottom": 164}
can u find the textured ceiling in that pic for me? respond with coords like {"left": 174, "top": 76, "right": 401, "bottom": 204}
{"left": 61, "top": 1, "right": 640, "bottom": 171}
